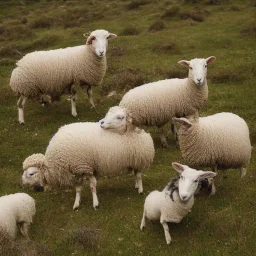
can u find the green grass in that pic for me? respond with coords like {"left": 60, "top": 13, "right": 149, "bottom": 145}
{"left": 0, "top": 0, "right": 256, "bottom": 255}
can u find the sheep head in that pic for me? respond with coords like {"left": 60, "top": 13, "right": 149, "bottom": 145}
{"left": 178, "top": 56, "right": 216, "bottom": 86}
{"left": 100, "top": 106, "right": 136, "bottom": 134}
{"left": 22, "top": 153, "right": 47, "bottom": 187}
{"left": 85, "top": 29, "right": 117, "bottom": 58}
{"left": 172, "top": 162, "right": 216, "bottom": 202}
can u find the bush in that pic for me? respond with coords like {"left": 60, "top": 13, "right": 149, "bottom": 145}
{"left": 179, "top": 11, "right": 205, "bottom": 22}
{"left": 120, "top": 27, "right": 140, "bottom": 36}
{"left": 149, "top": 21, "right": 165, "bottom": 32}
{"left": 161, "top": 6, "right": 180, "bottom": 19}
{"left": 30, "top": 16, "right": 54, "bottom": 29}
{"left": 151, "top": 42, "right": 180, "bottom": 54}
{"left": 127, "top": 0, "right": 151, "bottom": 10}
{"left": 206, "top": 0, "right": 229, "bottom": 5}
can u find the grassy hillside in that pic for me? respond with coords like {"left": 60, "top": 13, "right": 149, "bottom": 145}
{"left": 0, "top": 0, "right": 256, "bottom": 255}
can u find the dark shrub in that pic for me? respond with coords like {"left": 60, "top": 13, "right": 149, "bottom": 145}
{"left": 206, "top": 0, "right": 229, "bottom": 5}
{"left": 30, "top": 16, "right": 54, "bottom": 29}
{"left": 120, "top": 27, "right": 140, "bottom": 36}
{"left": 161, "top": 6, "right": 180, "bottom": 19}
{"left": 179, "top": 11, "right": 205, "bottom": 22}
{"left": 149, "top": 20, "right": 165, "bottom": 32}
{"left": 152, "top": 42, "right": 180, "bottom": 54}
{"left": 127, "top": 0, "right": 151, "bottom": 10}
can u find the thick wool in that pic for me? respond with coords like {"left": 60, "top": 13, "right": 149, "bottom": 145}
{"left": 143, "top": 188, "right": 193, "bottom": 223}
{"left": 178, "top": 113, "right": 251, "bottom": 169}
{"left": 10, "top": 45, "right": 106, "bottom": 98}
{"left": 23, "top": 123, "right": 154, "bottom": 188}
{"left": 0, "top": 193, "right": 35, "bottom": 239}
{"left": 119, "top": 78, "right": 207, "bottom": 127}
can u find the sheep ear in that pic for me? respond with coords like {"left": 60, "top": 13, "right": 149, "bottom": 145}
{"left": 178, "top": 60, "right": 190, "bottom": 68}
{"left": 172, "top": 162, "right": 185, "bottom": 173}
{"left": 172, "top": 117, "right": 192, "bottom": 128}
{"left": 86, "top": 35, "right": 96, "bottom": 45}
{"left": 199, "top": 171, "right": 216, "bottom": 179}
{"left": 206, "top": 56, "right": 216, "bottom": 65}
{"left": 107, "top": 33, "right": 117, "bottom": 39}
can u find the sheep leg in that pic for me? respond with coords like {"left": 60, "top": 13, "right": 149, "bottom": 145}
{"left": 210, "top": 166, "right": 217, "bottom": 196}
{"left": 160, "top": 219, "right": 171, "bottom": 245}
{"left": 73, "top": 185, "right": 82, "bottom": 210}
{"left": 17, "top": 95, "right": 27, "bottom": 124}
{"left": 170, "top": 121, "right": 179, "bottom": 147}
{"left": 89, "top": 176, "right": 99, "bottom": 209}
{"left": 134, "top": 170, "right": 143, "bottom": 194}
{"left": 70, "top": 86, "right": 77, "bottom": 117}
{"left": 240, "top": 167, "right": 247, "bottom": 178}
{"left": 158, "top": 126, "right": 168, "bottom": 148}
{"left": 20, "top": 222, "right": 30, "bottom": 240}
{"left": 140, "top": 210, "right": 146, "bottom": 231}
{"left": 86, "top": 85, "right": 95, "bottom": 108}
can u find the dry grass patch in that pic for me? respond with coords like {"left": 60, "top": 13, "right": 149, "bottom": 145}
{"left": 151, "top": 42, "right": 181, "bottom": 54}
{"left": 126, "top": 0, "right": 151, "bottom": 10}
{"left": 161, "top": 6, "right": 180, "bottom": 19}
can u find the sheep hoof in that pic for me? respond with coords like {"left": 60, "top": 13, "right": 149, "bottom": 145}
{"left": 72, "top": 113, "right": 78, "bottom": 117}
{"left": 19, "top": 121, "right": 24, "bottom": 125}
{"left": 140, "top": 226, "right": 145, "bottom": 231}
{"left": 94, "top": 205, "right": 99, "bottom": 210}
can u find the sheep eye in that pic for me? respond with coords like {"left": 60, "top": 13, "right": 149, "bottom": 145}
{"left": 205, "top": 65, "right": 207, "bottom": 68}
{"left": 29, "top": 173, "right": 34, "bottom": 176}
{"left": 189, "top": 66, "right": 193, "bottom": 70}
{"left": 194, "top": 179, "right": 199, "bottom": 183}
{"left": 117, "top": 116, "right": 123, "bottom": 120}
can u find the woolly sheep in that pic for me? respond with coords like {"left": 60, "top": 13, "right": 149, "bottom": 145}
{"left": 10, "top": 29, "right": 117, "bottom": 124}
{"left": 140, "top": 162, "right": 216, "bottom": 244}
{"left": 173, "top": 112, "right": 252, "bottom": 195}
{"left": 0, "top": 193, "right": 35, "bottom": 239}
{"left": 119, "top": 56, "right": 216, "bottom": 147}
{"left": 21, "top": 106, "right": 155, "bottom": 210}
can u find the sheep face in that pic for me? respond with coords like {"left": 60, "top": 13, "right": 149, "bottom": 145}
{"left": 22, "top": 167, "right": 42, "bottom": 187}
{"left": 178, "top": 56, "right": 216, "bottom": 86}
{"left": 86, "top": 29, "right": 117, "bottom": 58}
{"left": 100, "top": 106, "right": 131, "bottom": 133}
{"left": 172, "top": 162, "right": 216, "bottom": 202}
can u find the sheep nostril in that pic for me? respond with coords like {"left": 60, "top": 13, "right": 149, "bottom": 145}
{"left": 197, "top": 78, "right": 202, "bottom": 82}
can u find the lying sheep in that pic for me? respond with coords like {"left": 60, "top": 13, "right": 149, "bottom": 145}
{"left": 173, "top": 112, "right": 252, "bottom": 194}
{"left": 10, "top": 29, "right": 117, "bottom": 124}
{"left": 0, "top": 193, "right": 35, "bottom": 239}
{"left": 119, "top": 56, "right": 216, "bottom": 147}
{"left": 140, "top": 162, "right": 216, "bottom": 244}
{"left": 22, "top": 106, "right": 155, "bottom": 210}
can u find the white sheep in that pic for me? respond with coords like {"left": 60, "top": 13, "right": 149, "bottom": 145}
{"left": 0, "top": 193, "right": 35, "bottom": 239}
{"left": 140, "top": 162, "right": 216, "bottom": 244}
{"left": 119, "top": 56, "right": 216, "bottom": 147}
{"left": 21, "top": 106, "right": 155, "bottom": 210}
{"left": 173, "top": 112, "right": 252, "bottom": 194}
{"left": 10, "top": 29, "right": 117, "bottom": 124}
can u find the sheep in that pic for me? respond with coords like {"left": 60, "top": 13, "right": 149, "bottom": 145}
{"left": 10, "top": 29, "right": 117, "bottom": 124}
{"left": 119, "top": 56, "right": 216, "bottom": 147}
{"left": 0, "top": 193, "right": 35, "bottom": 239}
{"left": 21, "top": 106, "right": 155, "bottom": 210}
{"left": 173, "top": 112, "right": 252, "bottom": 195}
{"left": 140, "top": 162, "right": 216, "bottom": 244}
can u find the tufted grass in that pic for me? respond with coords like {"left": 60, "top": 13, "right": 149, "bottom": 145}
{"left": 0, "top": 0, "right": 256, "bottom": 255}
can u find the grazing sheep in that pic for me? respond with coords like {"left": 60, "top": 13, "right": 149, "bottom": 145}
{"left": 140, "top": 162, "right": 216, "bottom": 244}
{"left": 173, "top": 112, "right": 252, "bottom": 195}
{"left": 22, "top": 106, "right": 155, "bottom": 210}
{"left": 10, "top": 29, "right": 117, "bottom": 124}
{"left": 119, "top": 56, "right": 216, "bottom": 147}
{"left": 0, "top": 193, "right": 35, "bottom": 239}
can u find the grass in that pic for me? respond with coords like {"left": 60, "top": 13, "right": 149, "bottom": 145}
{"left": 0, "top": 0, "right": 256, "bottom": 255}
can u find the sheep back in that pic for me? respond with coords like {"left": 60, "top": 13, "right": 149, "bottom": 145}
{"left": 10, "top": 45, "right": 106, "bottom": 97}
{"left": 0, "top": 193, "right": 35, "bottom": 239}
{"left": 44, "top": 122, "right": 154, "bottom": 187}
{"left": 179, "top": 113, "right": 251, "bottom": 169}
{"left": 120, "top": 78, "right": 208, "bottom": 127}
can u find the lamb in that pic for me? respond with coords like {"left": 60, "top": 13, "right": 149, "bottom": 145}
{"left": 140, "top": 162, "right": 216, "bottom": 244}
{"left": 10, "top": 29, "right": 117, "bottom": 124}
{"left": 119, "top": 56, "right": 216, "bottom": 147}
{"left": 21, "top": 106, "right": 155, "bottom": 210}
{"left": 0, "top": 193, "right": 35, "bottom": 239}
{"left": 173, "top": 112, "right": 252, "bottom": 195}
